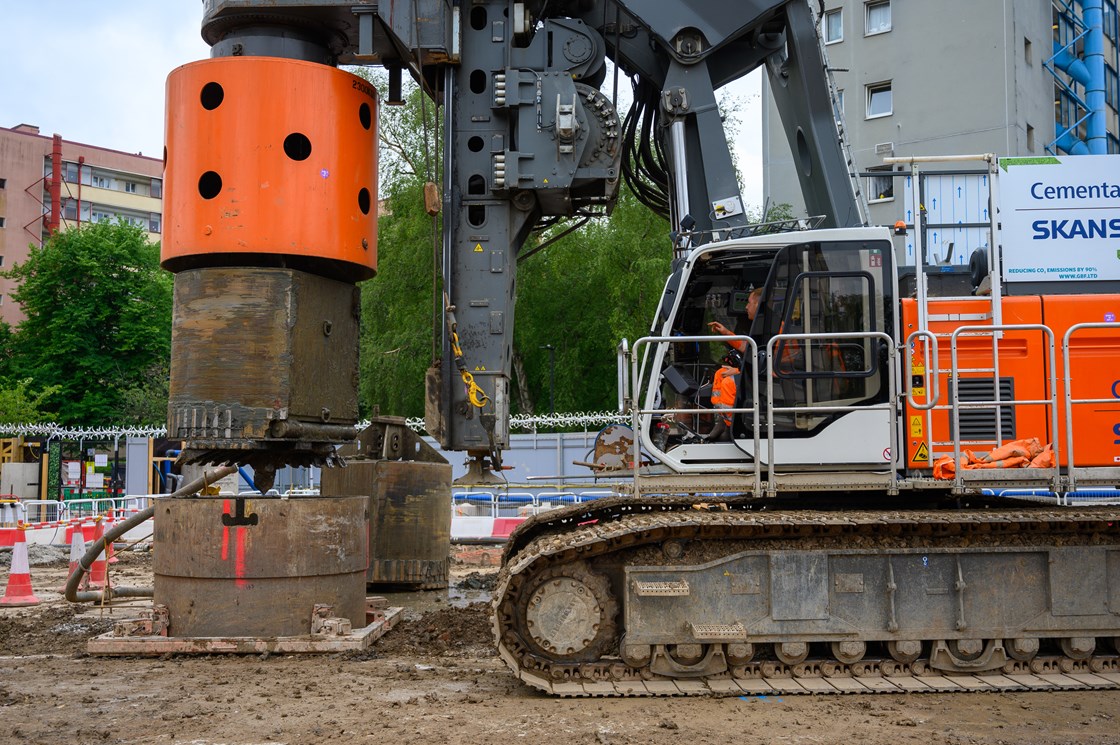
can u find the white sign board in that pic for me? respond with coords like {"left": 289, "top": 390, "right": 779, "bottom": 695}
{"left": 999, "top": 155, "right": 1120, "bottom": 282}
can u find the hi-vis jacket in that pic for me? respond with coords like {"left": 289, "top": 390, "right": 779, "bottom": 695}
{"left": 711, "top": 365, "right": 740, "bottom": 426}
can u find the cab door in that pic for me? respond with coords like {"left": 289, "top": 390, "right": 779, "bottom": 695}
{"left": 738, "top": 237, "right": 897, "bottom": 467}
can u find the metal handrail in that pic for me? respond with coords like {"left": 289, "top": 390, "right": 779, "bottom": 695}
{"left": 949, "top": 324, "right": 1060, "bottom": 493}
{"left": 904, "top": 330, "right": 941, "bottom": 469}
{"left": 764, "top": 331, "right": 899, "bottom": 490}
{"left": 904, "top": 330, "right": 941, "bottom": 410}
{"left": 1062, "top": 322, "right": 1120, "bottom": 496}
{"left": 630, "top": 334, "right": 761, "bottom": 497}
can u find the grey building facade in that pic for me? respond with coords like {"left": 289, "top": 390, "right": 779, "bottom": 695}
{"left": 762, "top": 0, "right": 1120, "bottom": 267}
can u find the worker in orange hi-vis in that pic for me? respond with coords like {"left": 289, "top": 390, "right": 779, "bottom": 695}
{"left": 706, "top": 348, "right": 743, "bottom": 442}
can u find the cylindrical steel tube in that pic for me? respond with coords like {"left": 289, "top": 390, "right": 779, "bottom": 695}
{"left": 163, "top": 56, "right": 378, "bottom": 279}
{"left": 153, "top": 495, "right": 368, "bottom": 637}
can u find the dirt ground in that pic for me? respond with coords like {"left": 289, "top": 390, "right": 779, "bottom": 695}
{"left": 1, "top": 545, "right": 1119, "bottom": 745}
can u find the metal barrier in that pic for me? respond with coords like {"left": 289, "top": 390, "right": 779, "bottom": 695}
{"left": 0, "top": 500, "right": 27, "bottom": 527}
{"left": 16, "top": 495, "right": 156, "bottom": 525}
{"left": 452, "top": 489, "right": 614, "bottom": 519}
{"left": 630, "top": 333, "right": 761, "bottom": 496}
{"left": 764, "top": 330, "right": 899, "bottom": 493}
{"left": 948, "top": 324, "right": 1061, "bottom": 494}
{"left": 19, "top": 500, "right": 63, "bottom": 523}
{"left": 1063, "top": 322, "right": 1120, "bottom": 497}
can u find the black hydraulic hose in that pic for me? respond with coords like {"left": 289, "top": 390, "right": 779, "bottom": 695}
{"left": 64, "top": 465, "right": 238, "bottom": 604}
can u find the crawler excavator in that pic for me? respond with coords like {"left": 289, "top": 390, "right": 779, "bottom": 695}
{"left": 170, "top": 0, "right": 1120, "bottom": 694}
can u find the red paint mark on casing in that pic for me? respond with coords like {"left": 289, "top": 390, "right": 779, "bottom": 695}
{"left": 221, "top": 499, "right": 231, "bottom": 561}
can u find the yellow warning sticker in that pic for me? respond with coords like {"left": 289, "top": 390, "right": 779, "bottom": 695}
{"left": 473, "top": 243, "right": 484, "bottom": 253}
{"left": 912, "top": 385, "right": 926, "bottom": 397}
{"left": 909, "top": 415, "right": 923, "bottom": 438}
{"left": 911, "top": 442, "right": 930, "bottom": 463}
{"left": 911, "top": 364, "right": 925, "bottom": 376}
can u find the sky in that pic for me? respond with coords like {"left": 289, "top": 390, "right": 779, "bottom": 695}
{"left": 0, "top": 1, "right": 763, "bottom": 206}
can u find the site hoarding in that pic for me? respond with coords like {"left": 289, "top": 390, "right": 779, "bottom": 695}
{"left": 999, "top": 155, "right": 1120, "bottom": 282}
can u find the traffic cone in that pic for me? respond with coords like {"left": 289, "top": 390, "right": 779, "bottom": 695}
{"left": 60, "top": 527, "right": 89, "bottom": 593}
{"left": 104, "top": 514, "right": 118, "bottom": 565}
{"left": 87, "top": 518, "right": 108, "bottom": 589}
{"left": 0, "top": 527, "right": 40, "bottom": 607}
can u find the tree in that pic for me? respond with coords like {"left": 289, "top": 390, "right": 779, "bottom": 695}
{"left": 514, "top": 190, "right": 672, "bottom": 417}
{"left": 353, "top": 69, "right": 442, "bottom": 418}
{"left": 0, "top": 378, "right": 59, "bottom": 424}
{"left": 3, "top": 221, "right": 172, "bottom": 424}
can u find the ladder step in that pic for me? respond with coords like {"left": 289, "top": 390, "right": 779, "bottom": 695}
{"left": 633, "top": 580, "right": 690, "bottom": 597}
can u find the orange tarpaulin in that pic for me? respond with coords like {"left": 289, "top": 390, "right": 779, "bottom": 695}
{"left": 932, "top": 438, "right": 1055, "bottom": 480}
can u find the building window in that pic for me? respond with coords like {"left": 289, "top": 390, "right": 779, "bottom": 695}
{"left": 866, "top": 1, "right": 891, "bottom": 35}
{"left": 867, "top": 166, "right": 894, "bottom": 202}
{"left": 1024, "top": 37, "right": 1033, "bottom": 65}
{"left": 124, "top": 182, "right": 137, "bottom": 194}
{"left": 0, "top": 178, "right": 6, "bottom": 189}
{"left": 1106, "top": 64, "right": 1118, "bottom": 109}
{"left": 866, "top": 81, "right": 892, "bottom": 118}
{"left": 149, "top": 213, "right": 162, "bottom": 233}
{"left": 150, "top": 178, "right": 162, "bottom": 199}
{"left": 63, "top": 162, "right": 79, "bottom": 183}
{"left": 837, "top": 89, "right": 845, "bottom": 113}
{"left": 1026, "top": 124, "right": 1035, "bottom": 153}
{"left": 0, "top": 217, "right": 5, "bottom": 229}
{"left": 0, "top": 256, "right": 4, "bottom": 267}
{"left": 824, "top": 8, "right": 843, "bottom": 44}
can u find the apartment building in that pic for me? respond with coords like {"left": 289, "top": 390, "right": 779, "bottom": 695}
{"left": 762, "top": 0, "right": 1120, "bottom": 266}
{"left": 0, "top": 124, "right": 163, "bottom": 325}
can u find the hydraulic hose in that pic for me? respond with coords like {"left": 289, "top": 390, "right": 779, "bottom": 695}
{"left": 64, "top": 465, "right": 238, "bottom": 604}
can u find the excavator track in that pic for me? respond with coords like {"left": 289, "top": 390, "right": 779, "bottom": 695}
{"left": 492, "top": 498, "right": 1120, "bottom": 696}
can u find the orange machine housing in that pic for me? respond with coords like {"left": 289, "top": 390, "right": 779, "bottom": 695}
{"left": 902, "top": 294, "right": 1120, "bottom": 470}
{"left": 162, "top": 56, "right": 378, "bottom": 280}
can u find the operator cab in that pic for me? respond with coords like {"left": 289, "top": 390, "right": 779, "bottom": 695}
{"left": 640, "top": 226, "right": 898, "bottom": 473}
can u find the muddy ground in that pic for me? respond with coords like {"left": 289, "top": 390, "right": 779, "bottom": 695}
{"left": 1, "top": 546, "right": 1118, "bottom": 745}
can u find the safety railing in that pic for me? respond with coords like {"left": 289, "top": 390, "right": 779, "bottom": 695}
{"left": 630, "top": 334, "right": 762, "bottom": 496}
{"left": 949, "top": 324, "right": 1061, "bottom": 494}
{"left": 18, "top": 499, "right": 64, "bottom": 524}
{"left": 0, "top": 499, "right": 28, "bottom": 526}
{"left": 1063, "top": 322, "right": 1120, "bottom": 498}
{"left": 15, "top": 495, "right": 156, "bottom": 525}
{"left": 764, "top": 331, "right": 899, "bottom": 492}
{"left": 451, "top": 489, "right": 614, "bottom": 519}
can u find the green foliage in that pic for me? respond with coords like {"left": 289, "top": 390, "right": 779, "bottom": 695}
{"left": 359, "top": 176, "right": 439, "bottom": 417}
{"left": 0, "top": 378, "right": 59, "bottom": 424}
{"left": 2, "top": 221, "right": 172, "bottom": 424}
{"left": 514, "top": 190, "right": 671, "bottom": 416}
{"left": 356, "top": 73, "right": 442, "bottom": 418}
{"left": 117, "top": 361, "right": 171, "bottom": 426}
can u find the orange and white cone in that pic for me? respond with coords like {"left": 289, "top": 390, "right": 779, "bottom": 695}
{"left": 0, "top": 527, "right": 40, "bottom": 607}
{"left": 87, "top": 518, "right": 108, "bottom": 589}
{"left": 104, "top": 514, "right": 118, "bottom": 565}
{"left": 60, "top": 526, "right": 89, "bottom": 593}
